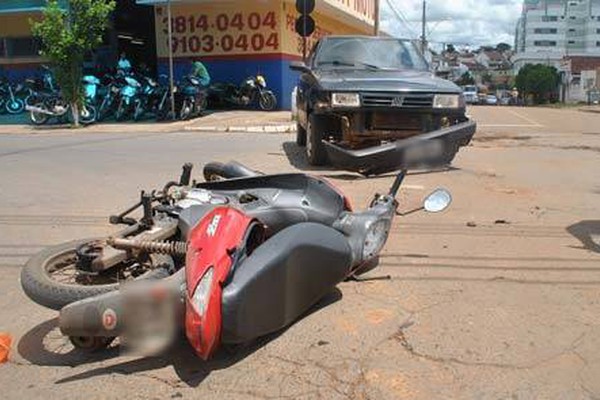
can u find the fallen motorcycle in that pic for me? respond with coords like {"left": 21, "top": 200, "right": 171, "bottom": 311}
{"left": 22, "top": 161, "right": 451, "bottom": 358}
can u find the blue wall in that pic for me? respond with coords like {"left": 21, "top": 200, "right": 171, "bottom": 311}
{"left": 158, "top": 57, "right": 301, "bottom": 110}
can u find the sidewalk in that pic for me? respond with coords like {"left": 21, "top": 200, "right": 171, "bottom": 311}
{"left": 184, "top": 110, "right": 295, "bottom": 133}
{"left": 0, "top": 110, "right": 295, "bottom": 135}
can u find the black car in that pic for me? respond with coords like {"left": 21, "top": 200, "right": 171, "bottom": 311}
{"left": 290, "top": 36, "right": 476, "bottom": 175}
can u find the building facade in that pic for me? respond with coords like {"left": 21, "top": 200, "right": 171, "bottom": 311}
{"left": 513, "top": 0, "right": 600, "bottom": 71}
{"left": 0, "top": 0, "right": 376, "bottom": 109}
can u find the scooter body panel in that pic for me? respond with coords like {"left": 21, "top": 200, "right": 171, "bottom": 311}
{"left": 185, "top": 206, "right": 256, "bottom": 359}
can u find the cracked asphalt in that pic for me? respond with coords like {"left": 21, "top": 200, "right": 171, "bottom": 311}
{"left": 0, "top": 106, "right": 599, "bottom": 399}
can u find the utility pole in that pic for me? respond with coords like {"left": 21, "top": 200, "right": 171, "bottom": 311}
{"left": 421, "top": 0, "right": 427, "bottom": 54}
{"left": 374, "top": 0, "right": 380, "bottom": 36}
{"left": 167, "top": 0, "right": 176, "bottom": 120}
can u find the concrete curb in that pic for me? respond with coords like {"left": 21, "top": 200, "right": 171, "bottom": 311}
{"left": 185, "top": 123, "right": 296, "bottom": 133}
{"left": 578, "top": 108, "right": 600, "bottom": 114}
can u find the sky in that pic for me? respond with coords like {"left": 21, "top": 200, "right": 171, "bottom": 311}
{"left": 379, "top": 0, "right": 524, "bottom": 51}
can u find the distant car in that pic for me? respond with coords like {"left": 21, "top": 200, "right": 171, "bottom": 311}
{"left": 484, "top": 95, "right": 498, "bottom": 106}
{"left": 462, "top": 85, "right": 478, "bottom": 104}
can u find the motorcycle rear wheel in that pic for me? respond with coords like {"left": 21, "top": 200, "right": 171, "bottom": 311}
{"left": 29, "top": 103, "right": 49, "bottom": 125}
{"left": 179, "top": 99, "right": 192, "bottom": 120}
{"left": 21, "top": 238, "right": 173, "bottom": 310}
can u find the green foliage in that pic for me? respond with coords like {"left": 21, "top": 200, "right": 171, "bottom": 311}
{"left": 456, "top": 72, "right": 475, "bottom": 86}
{"left": 515, "top": 64, "right": 560, "bottom": 104}
{"left": 495, "top": 43, "right": 511, "bottom": 53}
{"left": 31, "top": 0, "right": 115, "bottom": 125}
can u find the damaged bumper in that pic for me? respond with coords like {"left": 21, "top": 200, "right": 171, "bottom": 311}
{"left": 323, "top": 120, "right": 477, "bottom": 175}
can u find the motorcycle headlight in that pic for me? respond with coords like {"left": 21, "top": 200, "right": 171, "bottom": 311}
{"left": 191, "top": 268, "right": 213, "bottom": 316}
{"left": 433, "top": 94, "right": 462, "bottom": 109}
{"left": 362, "top": 219, "right": 391, "bottom": 260}
{"left": 331, "top": 92, "right": 360, "bottom": 107}
{"left": 256, "top": 76, "right": 266, "bottom": 87}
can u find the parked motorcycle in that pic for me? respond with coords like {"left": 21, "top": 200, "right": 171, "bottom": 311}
{"left": 115, "top": 73, "right": 142, "bottom": 121}
{"left": 97, "top": 74, "right": 122, "bottom": 121}
{"left": 133, "top": 75, "right": 160, "bottom": 121}
{"left": 208, "top": 75, "right": 277, "bottom": 111}
{"left": 177, "top": 75, "right": 207, "bottom": 120}
{"left": 27, "top": 94, "right": 97, "bottom": 126}
{"left": 22, "top": 160, "right": 451, "bottom": 357}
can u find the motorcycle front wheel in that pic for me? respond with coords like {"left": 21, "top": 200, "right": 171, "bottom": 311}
{"left": 79, "top": 104, "right": 97, "bottom": 125}
{"left": 258, "top": 91, "right": 277, "bottom": 111}
{"left": 115, "top": 99, "right": 128, "bottom": 121}
{"left": 6, "top": 98, "right": 25, "bottom": 114}
{"left": 179, "top": 99, "right": 192, "bottom": 120}
{"left": 29, "top": 102, "right": 50, "bottom": 125}
{"left": 133, "top": 100, "right": 145, "bottom": 122}
{"left": 21, "top": 238, "right": 173, "bottom": 310}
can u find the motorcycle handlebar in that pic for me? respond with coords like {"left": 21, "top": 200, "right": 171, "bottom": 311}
{"left": 388, "top": 170, "right": 407, "bottom": 197}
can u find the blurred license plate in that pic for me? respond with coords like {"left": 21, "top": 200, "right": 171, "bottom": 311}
{"left": 121, "top": 280, "right": 179, "bottom": 355}
{"left": 403, "top": 139, "right": 444, "bottom": 164}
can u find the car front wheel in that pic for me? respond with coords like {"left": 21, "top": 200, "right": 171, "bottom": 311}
{"left": 306, "top": 114, "right": 328, "bottom": 166}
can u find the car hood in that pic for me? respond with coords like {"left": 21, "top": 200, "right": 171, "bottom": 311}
{"left": 314, "top": 69, "right": 460, "bottom": 93}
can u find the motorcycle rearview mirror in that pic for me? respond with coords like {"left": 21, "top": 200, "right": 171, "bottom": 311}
{"left": 423, "top": 189, "right": 452, "bottom": 213}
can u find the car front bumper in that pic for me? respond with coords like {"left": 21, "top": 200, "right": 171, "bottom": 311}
{"left": 322, "top": 120, "right": 477, "bottom": 175}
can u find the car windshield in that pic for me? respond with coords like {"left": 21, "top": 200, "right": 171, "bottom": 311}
{"left": 314, "top": 37, "right": 429, "bottom": 71}
{"left": 464, "top": 85, "right": 477, "bottom": 92}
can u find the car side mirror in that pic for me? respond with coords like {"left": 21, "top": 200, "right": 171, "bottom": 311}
{"left": 289, "top": 61, "right": 309, "bottom": 73}
{"left": 423, "top": 189, "right": 452, "bottom": 213}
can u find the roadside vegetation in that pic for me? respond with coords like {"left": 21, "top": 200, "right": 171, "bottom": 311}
{"left": 30, "top": 0, "right": 115, "bottom": 127}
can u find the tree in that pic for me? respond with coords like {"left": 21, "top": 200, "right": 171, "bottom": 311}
{"left": 496, "top": 43, "right": 511, "bottom": 53}
{"left": 446, "top": 44, "right": 456, "bottom": 54}
{"left": 456, "top": 72, "right": 475, "bottom": 86}
{"left": 515, "top": 64, "right": 560, "bottom": 104}
{"left": 31, "top": 0, "right": 115, "bottom": 126}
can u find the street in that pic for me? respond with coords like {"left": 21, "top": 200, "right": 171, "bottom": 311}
{"left": 0, "top": 106, "right": 599, "bottom": 399}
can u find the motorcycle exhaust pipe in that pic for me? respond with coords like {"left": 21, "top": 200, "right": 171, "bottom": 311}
{"left": 25, "top": 106, "right": 55, "bottom": 116}
{"left": 59, "top": 269, "right": 186, "bottom": 341}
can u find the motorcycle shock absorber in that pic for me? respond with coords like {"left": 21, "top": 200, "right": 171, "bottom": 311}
{"left": 107, "top": 237, "right": 188, "bottom": 256}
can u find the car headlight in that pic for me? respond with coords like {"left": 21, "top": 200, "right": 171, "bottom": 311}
{"left": 362, "top": 219, "right": 391, "bottom": 259}
{"left": 191, "top": 267, "right": 213, "bottom": 316}
{"left": 433, "top": 94, "right": 461, "bottom": 109}
{"left": 331, "top": 92, "right": 360, "bottom": 107}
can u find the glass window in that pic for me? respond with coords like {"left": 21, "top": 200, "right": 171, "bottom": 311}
{"left": 314, "top": 37, "right": 429, "bottom": 71}
{"left": 534, "top": 40, "right": 557, "bottom": 46}
{"left": 0, "top": 38, "right": 5, "bottom": 58}
{"left": 542, "top": 16, "right": 558, "bottom": 22}
{"left": 5, "top": 37, "right": 40, "bottom": 58}
{"left": 534, "top": 28, "right": 558, "bottom": 34}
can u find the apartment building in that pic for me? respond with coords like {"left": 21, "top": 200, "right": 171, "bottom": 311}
{"left": 513, "top": 0, "right": 600, "bottom": 70}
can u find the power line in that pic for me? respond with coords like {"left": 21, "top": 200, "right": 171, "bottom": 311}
{"left": 384, "top": 0, "right": 418, "bottom": 39}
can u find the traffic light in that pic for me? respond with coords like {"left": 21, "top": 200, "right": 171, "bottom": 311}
{"left": 295, "top": 0, "right": 315, "bottom": 38}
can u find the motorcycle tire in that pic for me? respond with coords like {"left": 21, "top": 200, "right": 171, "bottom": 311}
{"left": 79, "top": 104, "right": 97, "bottom": 125}
{"left": 6, "top": 98, "right": 25, "bottom": 114}
{"left": 21, "top": 238, "right": 174, "bottom": 311}
{"left": 258, "top": 92, "right": 277, "bottom": 111}
{"left": 133, "top": 101, "right": 144, "bottom": 122}
{"left": 29, "top": 102, "right": 50, "bottom": 126}
{"left": 115, "top": 100, "right": 127, "bottom": 121}
{"left": 0, "top": 99, "right": 6, "bottom": 115}
{"left": 97, "top": 98, "right": 111, "bottom": 122}
{"left": 179, "top": 99, "right": 192, "bottom": 121}
{"left": 203, "top": 161, "right": 261, "bottom": 181}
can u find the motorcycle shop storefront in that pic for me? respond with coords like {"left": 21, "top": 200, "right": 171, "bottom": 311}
{"left": 0, "top": 0, "right": 157, "bottom": 79}
{"left": 137, "top": 0, "right": 375, "bottom": 109}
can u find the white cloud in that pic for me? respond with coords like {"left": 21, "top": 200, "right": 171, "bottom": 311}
{"left": 380, "top": 0, "right": 523, "bottom": 50}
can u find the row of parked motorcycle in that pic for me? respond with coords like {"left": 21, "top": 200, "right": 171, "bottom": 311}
{"left": 0, "top": 66, "right": 277, "bottom": 126}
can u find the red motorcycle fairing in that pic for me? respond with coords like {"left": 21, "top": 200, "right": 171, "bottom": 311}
{"left": 185, "top": 206, "right": 260, "bottom": 360}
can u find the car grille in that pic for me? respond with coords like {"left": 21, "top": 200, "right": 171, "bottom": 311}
{"left": 361, "top": 93, "right": 434, "bottom": 108}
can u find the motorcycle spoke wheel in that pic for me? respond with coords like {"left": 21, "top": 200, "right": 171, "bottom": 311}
{"left": 45, "top": 250, "right": 155, "bottom": 286}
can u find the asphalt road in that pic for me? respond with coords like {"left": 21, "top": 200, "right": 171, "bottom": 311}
{"left": 0, "top": 106, "right": 599, "bottom": 399}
